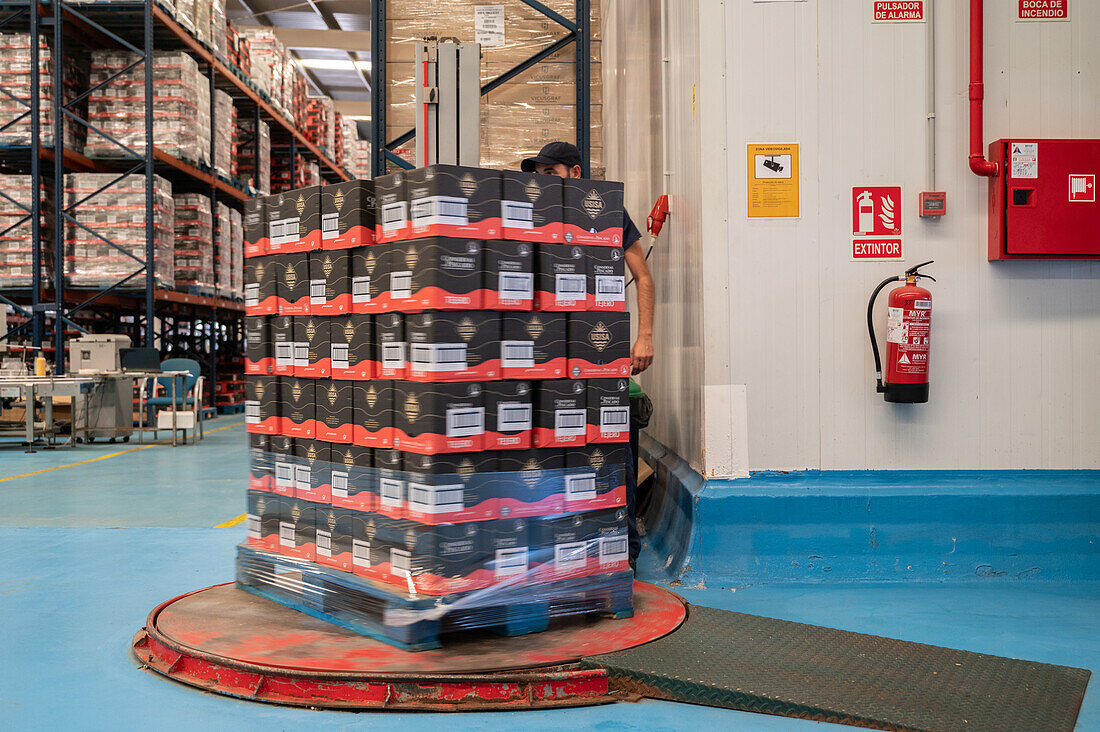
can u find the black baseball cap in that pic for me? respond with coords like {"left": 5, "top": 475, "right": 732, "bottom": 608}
{"left": 521, "top": 141, "right": 583, "bottom": 173}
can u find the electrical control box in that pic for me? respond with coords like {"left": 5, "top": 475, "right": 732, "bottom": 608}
{"left": 988, "top": 139, "right": 1100, "bottom": 260}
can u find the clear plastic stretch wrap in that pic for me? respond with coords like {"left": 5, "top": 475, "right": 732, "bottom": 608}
{"left": 0, "top": 32, "right": 87, "bottom": 150}
{"left": 210, "top": 0, "right": 228, "bottom": 60}
{"left": 384, "top": 0, "right": 603, "bottom": 175}
{"left": 214, "top": 200, "right": 232, "bottom": 298}
{"left": 174, "top": 0, "right": 196, "bottom": 33}
{"left": 237, "top": 116, "right": 270, "bottom": 195}
{"left": 192, "top": 0, "right": 211, "bottom": 48}
{"left": 240, "top": 29, "right": 283, "bottom": 109}
{"left": 64, "top": 173, "right": 174, "bottom": 289}
{"left": 213, "top": 88, "right": 235, "bottom": 178}
{"left": 354, "top": 140, "right": 372, "bottom": 179}
{"left": 85, "top": 51, "right": 209, "bottom": 165}
{"left": 0, "top": 176, "right": 40, "bottom": 288}
{"left": 172, "top": 193, "right": 213, "bottom": 293}
{"left": 304, "top": 96, "right": 336, "bottom": 159}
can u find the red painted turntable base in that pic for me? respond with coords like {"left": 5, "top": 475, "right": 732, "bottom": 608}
{"left": 132, "top": 580, "right": 686, "bottom": 711}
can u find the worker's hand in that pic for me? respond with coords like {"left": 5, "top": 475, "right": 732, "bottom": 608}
{"left": 631, "top": 334, "right": 653, "bottom": 375}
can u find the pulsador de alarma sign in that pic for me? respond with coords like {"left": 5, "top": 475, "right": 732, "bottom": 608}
{"left": 873, "top": 1, "right": 925, "bottom": 22}
{"left": 1018, "top": 0, "right": 1068, "bottom": 20}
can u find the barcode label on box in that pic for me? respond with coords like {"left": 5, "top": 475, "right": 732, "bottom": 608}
{"left": 381, "top": 202, "right": 408, "bottom": 232}
{"left": 321, "top": 213, "right": 338, "bottom": 240}
{"left": 380, "top": 477, "right": 405, "bottom": 507}
{"left": 555, "top": 541, "right": 587, "bottom": 570}
{"left": 498, "top": 402, "right": 533, "bottom": 432}
{"left": 407, "top": 482, "right": 465, "bottom": 513}
{"left": 391, "top": 548, "right": 412, "bottom": 573}
{"left": 500, "top": 340, "right": 535, "bottom": 368}
{"left": 309, "top": 279, "right": 326, "bottom": 304}
{"left": 495, "top": 547, "right": 528, "bottom": 578}
{"left": 390, "top": 270, "right": 412, "bottom": 299}
{"left": 295, "top": 465, "right": 311, "bottom": 492}
{"left": 352, "top": 539, "right": 371, "bottom": 567}
{"left": 555, "top": 274, "right": 586, "bottom": 302}
{"left": 331, "top": 470, "right": 349, "bottom": 498}
{"left": 279, "top": 521, "right": 295, "bottom": 547}
{"left": 351, "top": 275, "right": 371, "bottom": 303}
{"left": 330, "top": 343, "right": 349, "bottom": 369}
{"left": 446, "top": 407, "right": 485, "bottom": 437}
{"left": 245, "top": 401, "right": 259, "bottom": 423}
{"left": 275, "top": 461, "right": 295, "bottom": 489}
{"left": 554, "top": 408, "right": 586, "bottom": 438}
{"left": 244, "top": 283, "right": 259, "bottom": 307}
{"left": 411, "top": 195, "right": 469, "bottom": 227}
{"left": 501, "top": 200, "right": 534, "bottom": 228}
{"left": 599, "top": 535, "right": 629, "bottom": 565}
{"left": 499, "top": 272, "right": 534, "bottom": 301}
{"left": 595, "top": 275, "right": 626, "bottom": 302}
{"left": 600, "top": 406, "right": 630, "bottom": 434}
{"left": 411, "top": 343, "right": 467, "bottom": 372}
{"left": 293, "top": 341, "right": 309, "bottom": 366}
{"left": 316, "top": 530, "right": 332, "bottom": 557}
{"left": 247, "top": 514, "right": 260, "bottom": 539}
{"left": 381, "top": 342, "right": 407, "bottom": 369}
{"left": 275, "top": 342, "right": 294, "bottom": 368}
{"left": 565, "top": 473, "right": 597, "bottom": 502}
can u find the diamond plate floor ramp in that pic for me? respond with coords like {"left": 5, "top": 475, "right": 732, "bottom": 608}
{"left": 581, "top": 605, "right": 1090, "bottom": 732}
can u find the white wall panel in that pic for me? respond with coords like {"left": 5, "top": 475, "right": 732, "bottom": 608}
{"left": 604, "top": 0, "right": 1099, "bottom": 473}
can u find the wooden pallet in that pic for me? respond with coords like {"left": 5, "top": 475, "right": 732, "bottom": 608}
{"left": 236, "top": 546, "right": 634, "bottom": 652}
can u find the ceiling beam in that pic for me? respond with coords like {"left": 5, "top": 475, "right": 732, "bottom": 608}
{"left": 235, "top": 0, "right": 325, "bottom": 97}
{"left": 332, "top": 100, "right": 373, "bottom": 117}
{"left": 272, "top": 28, "right": 373, "bottom": 52}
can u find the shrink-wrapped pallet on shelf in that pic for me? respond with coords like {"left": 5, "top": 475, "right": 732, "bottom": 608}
{"left": 214, "top": 88, "right": 235, "bottom": 179}
{"left": 237, "top": 116, "right": 271, "bottom": 196}
{"left": 64, "top": 173, "right": 175, "bottom": 289}
{"left": 173, "top": 193, "right": 215, "bottom": 294}
{"left": 229, "top": 206, "right": 244, "bottom": 299}
{"left": 215, "top": 201, "right": 233, "bottom": 298}
{"left": 0, "top": 176, "right": 41, "bottom": 289}
{"left": 0, "top": 32, "right": 87, "bottom": 151}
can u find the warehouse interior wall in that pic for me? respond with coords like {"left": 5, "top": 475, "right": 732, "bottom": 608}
{"left": 611, "top": 0, "right": 1100, "bottom": 475}
{"left": 603, "top": 0, "right": 708, "bottom": 474}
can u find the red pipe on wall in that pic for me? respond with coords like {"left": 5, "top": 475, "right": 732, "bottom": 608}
{"left": 969, "top": 0, "right": 999, "bottom": 177}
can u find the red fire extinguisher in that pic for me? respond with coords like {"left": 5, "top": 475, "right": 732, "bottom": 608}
{"left": 867, "top": 261, "right": 935, "bottom": 403}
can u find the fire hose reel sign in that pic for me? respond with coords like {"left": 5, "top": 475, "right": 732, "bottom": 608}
{"left": 852, "top": 186, "right": 904, "bottom": 261}
{"left": 1018, "top": 1, "right": 1069, "bottom": 21}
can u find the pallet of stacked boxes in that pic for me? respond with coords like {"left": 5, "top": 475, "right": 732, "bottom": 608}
{"left": 229, "top": 206, "right": 244, "bottom": 299}
{"left": 214, "top": 201, "right": 233, "bottom": 299}
{"left": 0, "top": 32, "right": 87, "bottom": 151}
{"left": 237, "top": 116, "right": 270, "bottom": 196}
{"left": 0, "top": 176, "right": 40, "bottom": 289}
{"left": 173, "top": 193, "right": 214, "bottom": 295}
{"left": 240, "top": 165, "right": 631, "bottom": 650}
{"left": 64, "top": 173, "right": 175, "bottom": 289}
{"left": 85, "top": 51, "right": 210, "bottom": 167}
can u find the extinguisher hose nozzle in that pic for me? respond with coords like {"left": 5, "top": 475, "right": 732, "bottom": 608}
{"left": 868, "top": 275, "right": 903, "bottom": 393}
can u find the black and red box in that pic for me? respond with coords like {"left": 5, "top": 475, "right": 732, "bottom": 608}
{"left": 585, "top": 245, "right": 626, "bottom": 312}
{"left": 309, "top": 249, "right": 351, "bottom": 315}
{"left": 567, "top": 312, "right": 631, "bottom": 379}
{"left": 353, "top": 379, "right": 395, "bottom": 448}
{"left": 388, "top": 238, "right": 484, "bottom": 312}
{"left": 244, "top": 197, "right": 268, "bottom": 257}
{"left": 404, "top": 451, "right": 497, "bottom": 524}
{"left": 375, "top": 170, "right": 408, "bottom": 243}
{"left": 350, "top": 243, "right": 389, "bottom": 314}
{"left": 484, "top": 240, "right": 534, "bottom": 311}
{"left": 275, "top": 251, "right": 311, "bottom": 315}
{"left": 562, "top": 178, "right": 624, "bottom": 247}
{"left": 314, "top": 506, "right": 358, "bottom": 572}
{"left": 532, "top": 379, "right": 587, "bottom": 448}
{"left": 244, "top": 255, "right": 279, "bottom": 315}
{"left": 279, "top": 498, "right": 320, "bottom": 561}
{"left": 535, "top": 244, "right": 586, "bottom": 312}
{"left": 376, "top": 312, "right": 407, "bottom": 379}
{"left": 407, "top": 164, "right": 501, "bottom": 240}
{"left": 406, "top": 311, "right": 500, "bottom": 382}
{"left": 493, "top": 448, "right": 566, "bottom": 518}
{"left": 564, "top": 445, "right": 628, "bottom": 513}
{"left": 269, "top": 434, "right": 296, "bottom": 498}
{"left": 246, "top": 491, "right": 285, "bottom": 552}
{"left": 377, "top": 520, "right": 486, "bottom": 594}
{"left": 266, "top": 185, "right": 322, "bottom": 253}
{"left": 393, "top": 381, "right": 484, "bottom": 454}
{"left": 346, "top": 511, "right": 385, "bottom": 580}
{"left": 293, "top": 438, "right": 331, "bottom": 504}
{"left": 500, "top": 312, "right": 567, "bottom": 380}
{"left": 501, "top": 171, "right": 563, "bottom": 243}
{"left": 482, "top": 517, "right": 531, "bottom": 585}
{"left": 484, "top": 380, "right": 533, "bottom": 450}
{"left": 329, "top": 444, "right": 374, "bottom": 512}
{"left": 533, "top": 506, "right": 629, "bottom": 581}
{"left": 293, "top": 316, "right": 330, "bottom": 379}
{"left": 245, "top": 376, "right": 279, "bottom": 435}
{"left": 315, "top": 378, "right": 354, "bottom": 443}
{"left": 248, "top": 433, "right": 272, "bottom": 492}
{"left": 329, "top": 314, "right": 375, "bottom": 380}
{"left": 586, "top": 378, "right": 630, "bottom": 444}
{"left": 270, "top": 315, "right": 294, "bottom": 376}
{"left": 280, "top": 377, "right": 316, "bottom": 438}
{"left": 374, "top": 447, "right": 406, "bottom": 518}
{"left": 322, "top": 179, "right": 375, "bottom": 250}
{"left": 244, "top": 316, "right": 272, "bottom": 375}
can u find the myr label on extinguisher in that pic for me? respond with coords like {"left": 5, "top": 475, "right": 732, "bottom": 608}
{"left": 886, "top": 307, "right": 906, "bottom": 344}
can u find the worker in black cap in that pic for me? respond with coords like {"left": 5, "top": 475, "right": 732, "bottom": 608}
{"left": 522, "top": 141, "right": 654, "bottom": 572}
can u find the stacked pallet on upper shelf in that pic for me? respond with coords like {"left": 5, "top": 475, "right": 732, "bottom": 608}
{"left": 0, "top": 31, "right": 87, "bottom": 151}
{"left": 0, "top": 176, "right": 40, "bottom": 289}
{"left": 240, "top": 164, "right": 633, "bottom": 650}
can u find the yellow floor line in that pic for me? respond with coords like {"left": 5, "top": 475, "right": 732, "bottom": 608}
{"left": 0, "top": 420, "right": 244, "bottom": 483}
{"left": 216, "top": 513, "right": 247, "bottom": 528}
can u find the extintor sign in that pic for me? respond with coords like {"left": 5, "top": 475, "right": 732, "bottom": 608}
{"left": 852, "top": 186, "right": 903, "bottom": 261}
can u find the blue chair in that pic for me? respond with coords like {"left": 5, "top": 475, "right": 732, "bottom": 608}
{"left": 142, "top": 357, "right": 205, "bottom": 441}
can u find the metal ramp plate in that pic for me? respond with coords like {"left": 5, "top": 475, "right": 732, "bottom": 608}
{"left": 582, "top": 605, "right": 1090, "bottom": 731}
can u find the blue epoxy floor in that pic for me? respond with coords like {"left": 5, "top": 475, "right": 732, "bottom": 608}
{"left": 1, "top": 418, "right": 1097, "bottom": 730}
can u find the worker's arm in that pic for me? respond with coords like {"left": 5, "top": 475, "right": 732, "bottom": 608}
{"left": 624, "top": 241, "right": 654, "bottom": 375}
